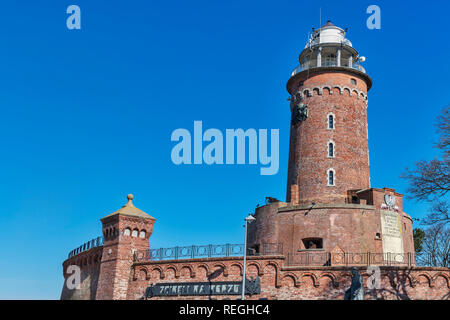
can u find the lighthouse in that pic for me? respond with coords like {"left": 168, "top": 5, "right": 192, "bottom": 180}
{"left": 286, "top": 20, "right": 372, "bottom": 205}
{"left": 248, "top": 21, "right": 415, "bottom": 259}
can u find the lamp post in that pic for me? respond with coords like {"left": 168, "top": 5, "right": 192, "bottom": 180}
{"left": 241, "top": 214, "right": 256, "bottom": 300}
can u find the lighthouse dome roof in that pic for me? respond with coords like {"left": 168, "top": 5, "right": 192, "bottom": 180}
{"left": 305, "top": 21, "right": 352, "bottom": 49}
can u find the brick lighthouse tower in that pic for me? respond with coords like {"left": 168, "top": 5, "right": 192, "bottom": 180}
{"left": 286, "top": 21, "right": 372, "bottom": 205}
{"left": 248, "top": 21, "right": 415, "bottom": 259}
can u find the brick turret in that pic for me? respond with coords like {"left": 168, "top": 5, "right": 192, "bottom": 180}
{"left": 95, "top": 194, "right": 155, "bottom": 300}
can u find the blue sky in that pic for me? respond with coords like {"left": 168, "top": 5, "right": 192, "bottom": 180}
{"left": 0, "top": 0, "right": 448, "bottom": 299}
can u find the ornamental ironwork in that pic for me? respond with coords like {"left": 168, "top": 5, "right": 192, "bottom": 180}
{"left": 134, "top": 243, "right": 283, "bottom": 262}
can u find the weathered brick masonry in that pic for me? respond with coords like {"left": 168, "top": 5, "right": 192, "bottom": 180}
{"left": 128, "top": 258, "right": 449, "bottom": 300}
{"left": 60, "top": 21, "right": 449, "bottom": 300}
{"left": 61, "top": 251, "right": 449, "bottom": 300}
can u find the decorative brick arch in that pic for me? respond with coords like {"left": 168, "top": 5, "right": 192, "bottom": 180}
{"left": 312, "top": 87, "right": 322, "bottom": 95}
{"left": 322, "top": 86, "right": 332, "bottom": 95}
{"left": 229, "top": 263, "right": 243, "bottom": 276}
{"left": 432, "top": 273, "right": 450, "bottom": 288}
{"left": 300, "top": 272, "right": 319, "bottom": 288}
{"left": 343, "top": 87, "right": 352, "bottom": 96}
{"left": 211, "top": 262, "right": 228, "bottom": 277}
{"left": 281, "top": 272, "right": 300, "bottom": 287}
{"left": 413, "top": 272, "right": 433, "bottom": 287}
{"left": 136, "top": 267, "right": 148, "bottom": 281}
{"left": 387, "top": 271, "right": 415, "bottom": 289}
{"left": 150, "top": 266, "right": 164, "bottom": 280}
{"left": 164, "top": 265, "right": 180, "bottom": 278}
{"left": 319, "top": 272, "right": 338, "bottom": 288}
{"left": 247, "top": 261, "right": 263, "bottom": 276}
{"left": 179, "top": 264, "right": 196, "bottom": 278}
{"left": 262, "top": 261, "right": 280, "bottom": 287}
{"left": 197, "top": 264, "right": 210, "bottom": 277}
{"left": 332, "top": 85, "right": 343, "bottom": 95}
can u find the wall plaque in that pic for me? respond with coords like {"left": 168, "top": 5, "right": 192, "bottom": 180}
{"left": 145, "top": 277, "right": 260, "bottom": 298}
{"left": 380, "top": 209, "right": 403, "bottom": 254}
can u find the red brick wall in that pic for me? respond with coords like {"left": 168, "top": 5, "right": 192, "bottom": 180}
{"left": 128, "top": 257, "right": 450, "bottom": 300}
{"left": 248, "top": 202, "right": 283, "bottom": 250}
{"left": 249, "top": 188, "right": 415, "bottom": 259}
{"left": 286, "top": 70, "right": 370, "bottom": 204}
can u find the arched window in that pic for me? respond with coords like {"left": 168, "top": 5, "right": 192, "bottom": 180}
{"left": 328, "top": 141, "right": 335, "bottom": 158}
{"left": 327, "top": 169, "right": 335, "bottom": 186}
{"left": 327, "top": 113, "right": 335, "bottom": 129}
{"left": 131, "top": 229, "right": 138, "bottom": 237}
{"left": 139, "top": 230, "right": 146, "bottom": 239}
{"left": 124, "top": 228, "right": 131, "bottom": 236}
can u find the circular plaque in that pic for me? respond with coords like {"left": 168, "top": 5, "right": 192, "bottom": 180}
{"left": 384, "top": 194, "right": 396, "bottom": 208}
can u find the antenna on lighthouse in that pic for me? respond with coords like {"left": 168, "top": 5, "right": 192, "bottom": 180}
{"left": 319, "top": 7, "right": 322, "bottom": 30}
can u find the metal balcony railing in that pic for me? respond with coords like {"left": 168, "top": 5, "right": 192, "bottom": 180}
{"left": 133, "top": 243, "right": 283, "bottom": 262}
{"left": 286, "top": 252, "right": 418, "bottom": 267}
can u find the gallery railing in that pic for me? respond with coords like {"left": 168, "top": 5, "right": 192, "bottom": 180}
{"left": 133, "top": 243, "right": 283, "bottom": 262}
{"left": 67, "top": 236, "right": 104, "bottom": 258}
{"left": 291, "top": 61, "right": 366, "bottom": 77}
{"left": 286, "top": 251, "right": 418, "bottom": 267}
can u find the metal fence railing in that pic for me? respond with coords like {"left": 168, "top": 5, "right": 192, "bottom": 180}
{"left": 133, "top": 243, "right": 283, "bottom": 262}
{"left": 286, "top": 252, "right": 418, "bottom": 267}
{"left": 291, "top": 61, "right": 366, "bottom": 77}
{"left": 68, "top": 236, "right": 104, "bottom": 258}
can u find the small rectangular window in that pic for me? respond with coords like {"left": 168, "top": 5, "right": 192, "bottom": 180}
{"left": 302, "top": 238, "right": 323, "bottom": 249}
{"left": 328, "top": 115, "right": 334, "bottom": 129}
{"left": 328, "top": 170, "right": 335, "bottom": 186}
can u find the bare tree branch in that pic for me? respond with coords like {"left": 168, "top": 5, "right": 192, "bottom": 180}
{"left": 401, "top": 159, "right": 450, "bottom": 201}
{"left": 416, "top": 224, "right": 449, "bottom": 267}
{"left": 401, "top": 106, "right": 450, "bottom": 226}
{"left": 421, "top": 201, "right": 450, "bottom": 226}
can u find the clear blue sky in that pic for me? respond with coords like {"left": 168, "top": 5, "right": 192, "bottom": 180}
{"left": 0, "top": 0, "right": 448, "bottom": 299}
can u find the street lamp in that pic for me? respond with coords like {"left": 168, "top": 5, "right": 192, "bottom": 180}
{"left": 241, "top": 214, "right": 256, "bottom": 300}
